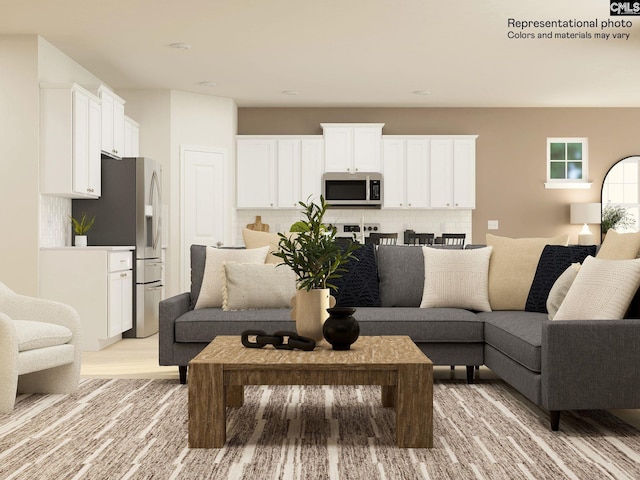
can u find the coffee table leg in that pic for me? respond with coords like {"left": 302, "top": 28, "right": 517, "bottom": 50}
{"left": 189, "top": 362, "right": 226, "bottom": 448}
{"left": 226, "top": 385, "right": 244, "bottom": 407}
{"left": 396, "top": 364, "right": 433, "bottom": 448}
{"left": 381, "top": 385, "right": 396, "bottom": 407}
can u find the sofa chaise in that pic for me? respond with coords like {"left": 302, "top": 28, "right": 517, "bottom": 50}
{"left": 159, "top": 232, "right": 640, "bottom": 431}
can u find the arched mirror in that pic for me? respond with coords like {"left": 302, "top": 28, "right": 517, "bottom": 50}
{"left": 601, "top": 156, "right": 640, "bottom": 234}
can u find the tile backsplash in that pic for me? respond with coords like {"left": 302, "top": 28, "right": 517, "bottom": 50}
{"left": 40, "top": 195, "right": 71, "bottom": 247}
{"left": 234, "top": 208, "right": 473, "bottom": 246}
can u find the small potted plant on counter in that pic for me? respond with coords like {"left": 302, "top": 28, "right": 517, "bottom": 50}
{"left": 70, "top": 213, "right": 96, "bottom": 247}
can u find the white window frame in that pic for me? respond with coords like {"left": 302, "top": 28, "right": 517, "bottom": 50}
{"left": 545, "top": 137, "right": 592, "bottom": 189}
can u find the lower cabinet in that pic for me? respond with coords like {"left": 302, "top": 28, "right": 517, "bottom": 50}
{"left": 39, "top": 248, "right": 134, "bottom": 351}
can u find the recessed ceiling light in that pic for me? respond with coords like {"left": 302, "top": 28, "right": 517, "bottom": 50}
{"left": 282, "top": 90, "right": 299, "bottom": 96}
{"left": 199, "top": 81, "right": 217, "bottom": 87}
{"left": 413, "top": 90, "right": 431, "bottom": 96}
{"left": 169, "top": 43, "right": 192, "bottom": 50}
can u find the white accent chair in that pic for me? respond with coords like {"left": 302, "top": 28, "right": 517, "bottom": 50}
{"left": 0, "top": 281, "right": 81, "bottom": 413}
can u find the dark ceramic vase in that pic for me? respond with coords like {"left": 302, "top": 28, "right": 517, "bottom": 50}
{"left": 323, "top": 307, "right": 359, "bottom": 350}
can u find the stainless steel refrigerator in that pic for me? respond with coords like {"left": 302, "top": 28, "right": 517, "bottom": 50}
{"left": 73, "top": 157, "right": 163, "bottom": 338}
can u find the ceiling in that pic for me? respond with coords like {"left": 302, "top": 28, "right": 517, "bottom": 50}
{"left": 2, "top": 0, "right": 639, "bottom": 107}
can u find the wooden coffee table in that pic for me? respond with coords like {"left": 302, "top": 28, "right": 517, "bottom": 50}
{"left": 188, "top": 335, "right": 433, "bottom": 449}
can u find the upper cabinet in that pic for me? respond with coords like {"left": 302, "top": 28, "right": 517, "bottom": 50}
{"left": 321, "top": 123, "right": 384, "bottom": 172}
{"left": 87, "top": 85, "right": 126, "bottom": 158}
{"left": 237, "top": 136, "right": 324, "bottom": 209}
{"left": 40, "top": 83, "right": 102, "bottom": 198}
{"left": 430, "top": 138, "right": 476, "bottom": 209}
{"left": 382, "top": 135, "right": 477, "bottom": 209}
{"left": 124, "top": 116, "right": 140, "bottom": 157}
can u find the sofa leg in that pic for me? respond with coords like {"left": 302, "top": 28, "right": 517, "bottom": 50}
{"left": 466, "top": 365, "right": 474, "bottom": 384}
{"left": 179, "top": 365, "right": 187, "bottom": 384}
{"left": 550, "top": 410, "right": 561, "bottom": 431}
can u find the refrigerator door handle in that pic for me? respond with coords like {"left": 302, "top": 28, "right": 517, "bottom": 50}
{"left": 150, "top": 170, "right": 162, "bottom": 251}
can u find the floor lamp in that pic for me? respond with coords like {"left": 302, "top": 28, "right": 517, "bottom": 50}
{"left": 570, "top": 203, "right": 601, "bottom": 245}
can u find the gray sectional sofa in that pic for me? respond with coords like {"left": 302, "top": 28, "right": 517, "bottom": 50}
{"left": 159, "top": 243, "right": 640, "bottom": 431}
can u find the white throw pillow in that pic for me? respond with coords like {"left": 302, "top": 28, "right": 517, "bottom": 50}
{"left": 222, "top": 263, "right": 296, "bottom": 311}
{"left": 194, "top": 246, "right": 269, "bottom": 309}
{"left": 546, "top": 263, "right": 581, "bottom": 320}
{"left": 242, "top": 228, "right": 297, "bottom": 264}
{"left": 553, "top": 256, "right": 640, "bottom": 320}
{"left": 419, "top": 246, "right": 493, "bottom": 312}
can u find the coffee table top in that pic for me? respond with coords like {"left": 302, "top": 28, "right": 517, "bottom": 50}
{"left": 190, "top": 335, "right": 432, "bottom": 369}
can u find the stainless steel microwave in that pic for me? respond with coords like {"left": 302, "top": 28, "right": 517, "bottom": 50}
{"left": 322, "top": 172, "right": 382, "bottom": 208}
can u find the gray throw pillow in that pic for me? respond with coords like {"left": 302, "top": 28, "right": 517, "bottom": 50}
{"left": 377, "top": 245, "right": 425, "bottom": 307}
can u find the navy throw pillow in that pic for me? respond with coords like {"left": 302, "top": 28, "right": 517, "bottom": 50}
{"left": 525, "top": 244, "right": 596, "bottom": 313}
{"left": 331, "top": 243, "right": 381, "bottom": 307}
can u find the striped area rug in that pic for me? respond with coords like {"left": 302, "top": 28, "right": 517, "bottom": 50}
{"left": 1, "top": 379, "right": 639, "bottom": 479}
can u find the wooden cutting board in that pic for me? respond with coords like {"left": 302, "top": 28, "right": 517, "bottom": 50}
{"left": 246, "top": 215, "right": 269, "bottom": 232}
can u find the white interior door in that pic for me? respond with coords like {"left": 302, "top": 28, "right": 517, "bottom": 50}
{"left": 181, "top": 146, "right": 228, "bottom": 292}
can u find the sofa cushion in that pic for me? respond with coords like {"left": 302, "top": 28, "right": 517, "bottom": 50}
{"left": 546, "top": 264, "right": 581, "bottom": 319}
{"left": 174, "top": 306, "right": 483, "bottom": 344}
{"left": 331, "top": 244, "right": 381, "bottom": 307}
{"left": 479, "top": 311, "right": 546, "bottom": 372}
{"left": 377, "top": 246, "right": 425, "bottom": 307}
{"left": 597, "top": 229, "right": 640, "bottom": 259}
{"left": 222, "top": 263, "right": 296, "bottom": 311}
{"left": 486, "top": 234, "right": 569, "bottom": 311}
{"left": 525, "top": 244, "right": 596, "bottom": 313}
{"left": 13, "top": 320, "right": 73, "bottom": 352}
{"left": 354, "top": 307, "right": 484, "bottom": 343}
{"left": 194, "top": 246, "right": 270, "bottom": 309}
{"left": 175, "top": 308, "right": 295, "bottom": 342}
{"left": 554, "top": 255, "right": 640, "bottom": 320}
{"left": 420, "top": 246, "right": 492, "bottom": 312}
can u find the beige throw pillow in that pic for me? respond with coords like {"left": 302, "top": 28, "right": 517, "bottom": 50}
{"left": 222, "top": 263, "right": 296, "bottom": 311}
{"left": 242, "top": 228, "right": 296, "bottom": 264}
{"left": 486, "top": 234, "right": 569, "bottom": 311}
{"left": 420, "top": 246, "right": 493, "bottom": 312}
{"left": 597, "top": 229, "right": 640, "bottom": 260}
{"left": 546, "top": 263, "right": 581, "bottom": 320}
{"left": 554, "top": 255, "right": 640, "bottom": 320}
{"left": 194, "top": 246, "right": 269, "bottom": 309}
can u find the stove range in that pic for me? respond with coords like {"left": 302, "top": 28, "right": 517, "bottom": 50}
{"left": 333, "top": 223, "right": 381, "bottom": 243}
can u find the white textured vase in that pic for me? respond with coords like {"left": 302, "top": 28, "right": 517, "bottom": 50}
{"left": 75, "top": 235, "right": 87, "bottom": 247}
{"left": 290, "top": 289, "right": 336, "bottom": 343}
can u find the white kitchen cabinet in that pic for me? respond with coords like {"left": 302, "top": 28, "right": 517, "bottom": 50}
{"left": 40, "top": 83, "right": 102, "bottom": 198}
{"left": 39, "top": 247, "right": 134, "bottom": 351}
{"left": 124, "top": 116, "right": 140, "bottom": 157}
{"left": 430, "top": 138, "right": 476, "bottom": 208}
{"left": 237, "top": 138, "right": 276, "bottom": 208}
{"left": 382, "top": 135, "right": 477, "bottom": 209}
{"left": 381, "top": 137, "right": 430, "bottom": 208}
{"left": 321, "top": 123, "right": 384, "bottom": 172}
{"left": 88, "top": 85, "right": 126, "bottom": 158}
{"left": 237, "top": 136, "right": 323, "bottom": 209}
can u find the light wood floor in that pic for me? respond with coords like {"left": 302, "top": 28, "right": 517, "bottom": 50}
{"left": 80, "top": 335, "right": 640, "bottom": 429}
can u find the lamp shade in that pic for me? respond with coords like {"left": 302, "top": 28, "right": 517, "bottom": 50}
{"left": 570, "top": 203, "right": 601, "bottom": 225}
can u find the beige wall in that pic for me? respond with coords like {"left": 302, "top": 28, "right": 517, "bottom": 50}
{"left": 0, "top": 36, "right": 39, "bottom": 294}
{"left": 238, "top": 107, "right": 640, "bottom": 243}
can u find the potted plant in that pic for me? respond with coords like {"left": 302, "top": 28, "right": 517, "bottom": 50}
{"left": 274, "top": 196, "right": 360, "bottom": 342}
{"left": 69, "top": 213, "right": 96, "bottom": 247}
{"left": 601, "top": 205, "right": 634, "bottom": 239}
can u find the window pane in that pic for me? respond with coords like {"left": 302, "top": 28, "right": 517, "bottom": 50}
{"left": 567, "top": 162, "right": 583, "bottom": 179}
{"left": 550, "top": 162, "right": 566, "bottom": 179}
{"left": 550, "top": 143, "right": 566, "bottom": 160}
{"left": 567, "top": 143, "right": 582, "bottom": 160}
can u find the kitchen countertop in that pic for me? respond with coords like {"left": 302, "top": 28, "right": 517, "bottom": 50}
{"left": 40, "top": 246, "right": 135, "bottom": 251}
